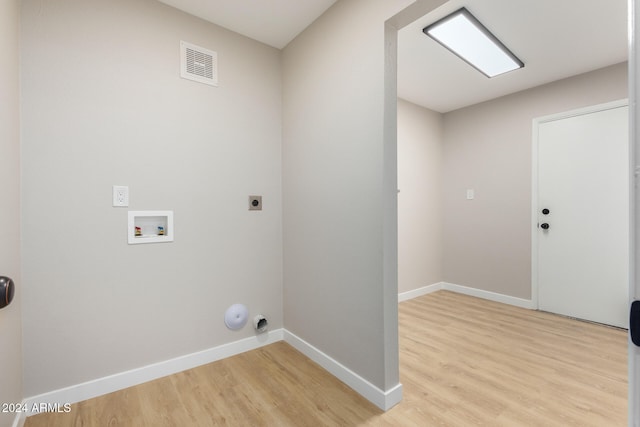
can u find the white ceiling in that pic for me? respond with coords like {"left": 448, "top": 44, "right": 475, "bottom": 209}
{"left": 158, "top": 0, "right": 628, "bottom": 113}
{"left": 398, "top": 0, "right": 628, "bottom": 112}
{"left": 157, "top": 0, "right": 338, "bottom": 49}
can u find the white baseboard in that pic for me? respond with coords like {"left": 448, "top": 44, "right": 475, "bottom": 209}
{"left": 29, "top": 283, "right": 529, "bottom": 418}
{"left": 399, "top": 282, "right": 534, "bottom": 309}
{"left": 398, "top": 282, "right": 444, "bottom": 302}
{"left": 21, "top": 327, "right": 401, "bottom": 417}
{"left": 283, "top": 330, "right": 402, "bottom": 411}
{"left": 441, "top": 282, "right": 535, "bottom": 309}
{"left": 11, "top": 412, "right": 25, "bottom": 427}
{"left": 18, "top": 282, "right": 534, "bottom": 420}
{"left": 23, "top": 329, "right": 284, "bottom": 415}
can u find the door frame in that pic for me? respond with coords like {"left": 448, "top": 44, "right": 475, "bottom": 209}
{"left": 629, "top": 2, "right": 640, "bottom": 425}
{"left": 530, "top": 98, "right": 629, "bottom": 310}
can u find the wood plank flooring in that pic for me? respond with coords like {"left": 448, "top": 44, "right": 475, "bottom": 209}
{"left": 25, "top": 291, "right": 627, "bottom": 426}
{"left": 397, "top": 291, "right": 627, "bottom": 426}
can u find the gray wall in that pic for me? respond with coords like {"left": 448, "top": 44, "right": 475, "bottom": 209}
{"left": 282, "top": 0, "right": 414, "bottom": 391}
{"left": 397, "top": 99, "right": 443, "bottom": 293}
{"left": 442, "top": 63, "right": 628, "bottom": 299}
{"left": 16, "top": 0, "right": 627, "bottom": 407}
{"left": 21, "top": 0, "right": 283, "bottom": 396}
{"left": 0, "top": 0, "right": 23, "bottom": 426}
{"left": 396, "top": 63, "right": 628, "bottom": 300}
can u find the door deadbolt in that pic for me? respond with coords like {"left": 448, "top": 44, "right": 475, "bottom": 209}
{"left": 542, "top": 208, "right": 550, "bottom": 215}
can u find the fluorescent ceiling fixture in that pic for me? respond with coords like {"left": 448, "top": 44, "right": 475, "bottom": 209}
{"left": 423, "top": 8, "right": 524, "bottom": 78}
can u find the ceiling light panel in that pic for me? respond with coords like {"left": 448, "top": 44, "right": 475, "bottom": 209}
{"left": 423, "top": 8, "right": 524, "bottom": 78}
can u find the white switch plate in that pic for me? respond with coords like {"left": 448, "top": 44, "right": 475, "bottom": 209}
{"left": 466, "top": 189, "right": 475, "bottom": 200}
{"left": 113, "top": 185, "right": 129, "bottom": 207}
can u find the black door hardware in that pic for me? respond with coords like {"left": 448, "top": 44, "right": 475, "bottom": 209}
{"left": 631, "top": 301, "right": 640, "bottom": 347}
{"left": 0, "top": 276, "right": 14, "bottom": 309}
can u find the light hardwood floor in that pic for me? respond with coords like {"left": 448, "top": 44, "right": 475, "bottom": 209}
{"left": 25, "top": 291, "right": 627, "bottom": 426}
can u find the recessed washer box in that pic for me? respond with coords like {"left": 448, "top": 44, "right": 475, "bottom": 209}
{"left": 128, "top": 211, "right": 174, "bottom": 244}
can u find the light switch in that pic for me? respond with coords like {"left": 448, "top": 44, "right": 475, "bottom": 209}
{"left": 466, "top": 189, "right": 475, "bottom": 200}
{"left": 113, "top": 186, "right": 129, "bottom": 207}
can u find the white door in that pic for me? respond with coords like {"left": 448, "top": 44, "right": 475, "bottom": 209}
{"left": 535, "top": 102, "right": 629, "bottom": 329}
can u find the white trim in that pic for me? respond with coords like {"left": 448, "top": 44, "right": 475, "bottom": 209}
{"left": 283, "top": 330, "right": 403, "bottom": 411}
{"left": 23, "top": 330, "right": 284, "bottom": 416}
{"left": 534, "top": 99, "right": 629, "bottom": 125}
{"left": 531, "top": 99, "right": 629, "bottom": 311}
{"left": 531, "top": 116, "right": 541, "bottom": 309}
{"left": 16, "top": 279, "right": 533, "bottom": 420}
{"left": 441, "top": 282, "right": 535, "bottom": 309}
{"left": 398, "top": 282, "right": 444, "bottom": 302}
{"left": 21, "top": 327, "right": 400, "bottom": 417}
{"left": 399, "top": 282, "right": 534, "bottom": 309}
{"left": 628, "top": 4, "right": 639, "bottom": 425}
{"left": 11, "top": 412, "right": 25, "bottom": 427}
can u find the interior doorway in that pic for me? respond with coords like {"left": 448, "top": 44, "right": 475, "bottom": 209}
{"left": 390, "top": 0, "right": 633, "bottom": 423}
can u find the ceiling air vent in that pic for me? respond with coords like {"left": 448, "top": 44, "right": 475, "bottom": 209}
{"left": 180, "top": 41, "right": 218, "bottom": 87}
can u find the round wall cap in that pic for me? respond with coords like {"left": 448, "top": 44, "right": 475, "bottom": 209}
{"left": 224, "top": 304, "right": 248, "bottom": 330}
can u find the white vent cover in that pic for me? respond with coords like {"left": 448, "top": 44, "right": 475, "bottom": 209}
{"left": 180, "top": 41, "right": 218, "bottom": 87}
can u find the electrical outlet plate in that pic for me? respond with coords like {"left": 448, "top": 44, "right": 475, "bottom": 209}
{"left": 249, "top": 195, "right": 262, "bottom": 211}
{"left": 113, "top": 186, "right": 129, "bottom": 207}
